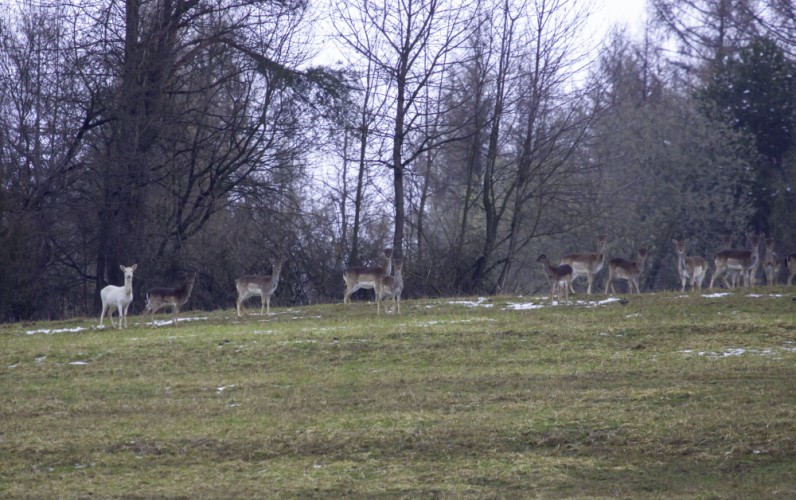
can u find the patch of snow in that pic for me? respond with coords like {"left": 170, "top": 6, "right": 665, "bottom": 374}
{"left": 680, "top": 347, "right": 792, "bottom": 359}
{"left": 69, "top": 361, "right": 89, "bottom": 365}
{"left": 703, "top": 293, "right": 731, "bottom": 298}
{"left": 506, "top": 302, "right": 546, "bottom": 310}
{"left": 579, "top": 297, "right": 622, "bottom": 307}
{"left": 26, "top": 326, "right": 87, "bottom": 335}
{"left": 448, "top": 297, "right": 492, "bottom": 308}
{"left": 216, "top": 384, "right": 236, "bottom": 394}
{"left": 746, "top": 294, "right": 783, "bottom": 298}
{"left": 149, "top": 316, "right": 209, "bottom": 327}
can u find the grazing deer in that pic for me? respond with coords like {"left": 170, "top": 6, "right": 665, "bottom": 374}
{"left": 379, "top": 258, "right": 404, "bottom": 314}
{"left": 787, "top": 253, "right": 796, "bottom": 285}
{"left": 235, "top": 260, "right": 284, "bottom": 316}
{"left": 559, "top": 234, "right": 607, "bottom": 295}
{"left": 343, "top": 248, "right": 392, "bottom": 310}
{"left": 709, "top": 233, "right": 760, "bottom": 289}
{"left": 762, "top": 237, "right": 780, "bottom": 286}
{"left": 99, "top": 264, "right": 138, "bottom": 329}
{"left": 536, "top": 254, "right": 574, "bottom": 303}
{"left": 673, "top": 239, "right": 708, "bottom": 292}
{"left": 604, "top": 248, "right": 648, "bottom": 295}
{"left": 145, "top": 272, "right": 197, "bottom": 326}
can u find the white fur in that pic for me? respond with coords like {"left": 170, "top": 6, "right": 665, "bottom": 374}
{"left": 99, "top": 264, "right": 137, "bottom": 329}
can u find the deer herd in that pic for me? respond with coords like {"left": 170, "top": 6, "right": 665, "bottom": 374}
{"left": 537, "top": 232, "right": 796, "bottom": 303}
{"left": 97, "top": 233, "right": 795, "bottom": 329}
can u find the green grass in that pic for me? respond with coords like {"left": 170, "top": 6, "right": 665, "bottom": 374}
{"left": 1, "top": 289, "right": 795, "bottom": 498}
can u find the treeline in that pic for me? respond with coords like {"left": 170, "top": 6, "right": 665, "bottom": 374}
{"left": 0, "top": 0, "right": 794, "bottom": 321}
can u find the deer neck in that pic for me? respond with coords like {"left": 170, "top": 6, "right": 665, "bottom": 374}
{"left": 269, "top": 269, "right": 281, "bottom": 291}
{"left": 677, "top": 252, "right": 687, "bottom": 275}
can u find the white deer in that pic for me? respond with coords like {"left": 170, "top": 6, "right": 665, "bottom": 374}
{"left": 99, "top": 264, "right": 138, "bottom": 329}
{"left": 235, "top": 259, "right": 284, "bottom": 316}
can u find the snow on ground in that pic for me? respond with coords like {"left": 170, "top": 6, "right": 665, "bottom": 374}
{"left": 148, "top": 316, "right": 209, "bottom": 327}
{"left": 25, "top": 326, "right": 88, "bottom": 335}
{"left": 681, "top": 346, "right": 796, "bottom": 359}
{"left": 448, "top": 297, "right": 493, "bottom": 308}
{"left": 451, "top": 296, "right": 623, "bottom": 310}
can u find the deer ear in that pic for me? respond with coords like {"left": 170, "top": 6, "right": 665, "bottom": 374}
{"left": 120, "top": 265, "right": 126, "bottom": 272}
{"left": 132, "top": 264, "right": 138, "bottom": 271}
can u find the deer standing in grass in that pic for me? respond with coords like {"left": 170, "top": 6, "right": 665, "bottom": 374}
{"left": 604, "top": 248, "right": 648, "bottom": 295}
{"left": 787, "top": 253, "right": 796, "bottom": 285}
{"left": 343, "top": 248, "right": 392, "bottom": 312}
{"left": 99, "top": 264, "right": 138, "bottom": 329}
{"left": 762, "top": 237, "right": 780, "bottom": 286}
{"left": 145, "top": 272, "right": 196, "bottom": 326}
{"left": 559, "top": 234, "right": 607, "bottom": 295}
{"left": 673, "top": 239, "right": 708, "bottom": 292}
{"left": 536, "top": 254, "right": 573, "bottom": 303}
{"left": 235, "top": 259, "right": 284, "bottom": 316}
{"left": 709, "top": 233, "right": 760, "bottom": 289}
{"left": 716, "top": 234, "right": 740, "bottom": 288}
{"left": 378, "top": 258, "right": 404, "bottom": 314}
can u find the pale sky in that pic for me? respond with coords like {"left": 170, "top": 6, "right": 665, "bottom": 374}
{"left": 597, "top": 0, "right": 649, "bottom": 37}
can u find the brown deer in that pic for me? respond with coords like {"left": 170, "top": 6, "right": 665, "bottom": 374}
{"left": 378, "top": 258, "right": 404, "bottom": 314}
{"left": 716, "top": 234, "right": 740, "bottom": 288}
{"left": 235, "top": 259, "right": 284, "bottom": 316}
{"left": 559, "top": 234, "right": 607, "bottom": 295}
{"left": 673, "top": 239, "right": 708, "bottom": 292}
{"left": 537, "top": 254, "right": 574, "bottom": 303}
{"left": 145, "top": 272, "right": 197, "bottom": 327}
{"left": 604, "top": 248, "right": 648, "bottom": 295}
{"left": 343, "top": 248, "right": 392, "bottom": 313}
{"left": 710, "top": 233, "right": 760, "bottom": 289}
{"left": 787, "top": 253, "right": 796, "bottom": 286}
{"left": 762, "top": 237, "right": 780, "bottom": 286}
{"left": 99, "top": 264, "right": 138, "bottom": 329}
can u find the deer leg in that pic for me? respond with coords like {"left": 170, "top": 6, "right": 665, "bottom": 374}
{"left": 115, "top": 304, "right": 124, "bottom": 329}
{"left": 109, "top": 306, "right": 117, "bottom": 328}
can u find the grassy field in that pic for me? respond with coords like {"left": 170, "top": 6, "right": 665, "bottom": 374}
{"left": 1, "top": 288, "right": 795, "bottom": 498}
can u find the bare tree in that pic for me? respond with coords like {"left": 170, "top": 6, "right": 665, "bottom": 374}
{"left": 334, "top": 0, "right": 474, "bottom": 261}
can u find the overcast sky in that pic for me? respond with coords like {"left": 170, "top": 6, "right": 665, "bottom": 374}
{"left": 597, "top": 0, "right": 648, "bottom": 37}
